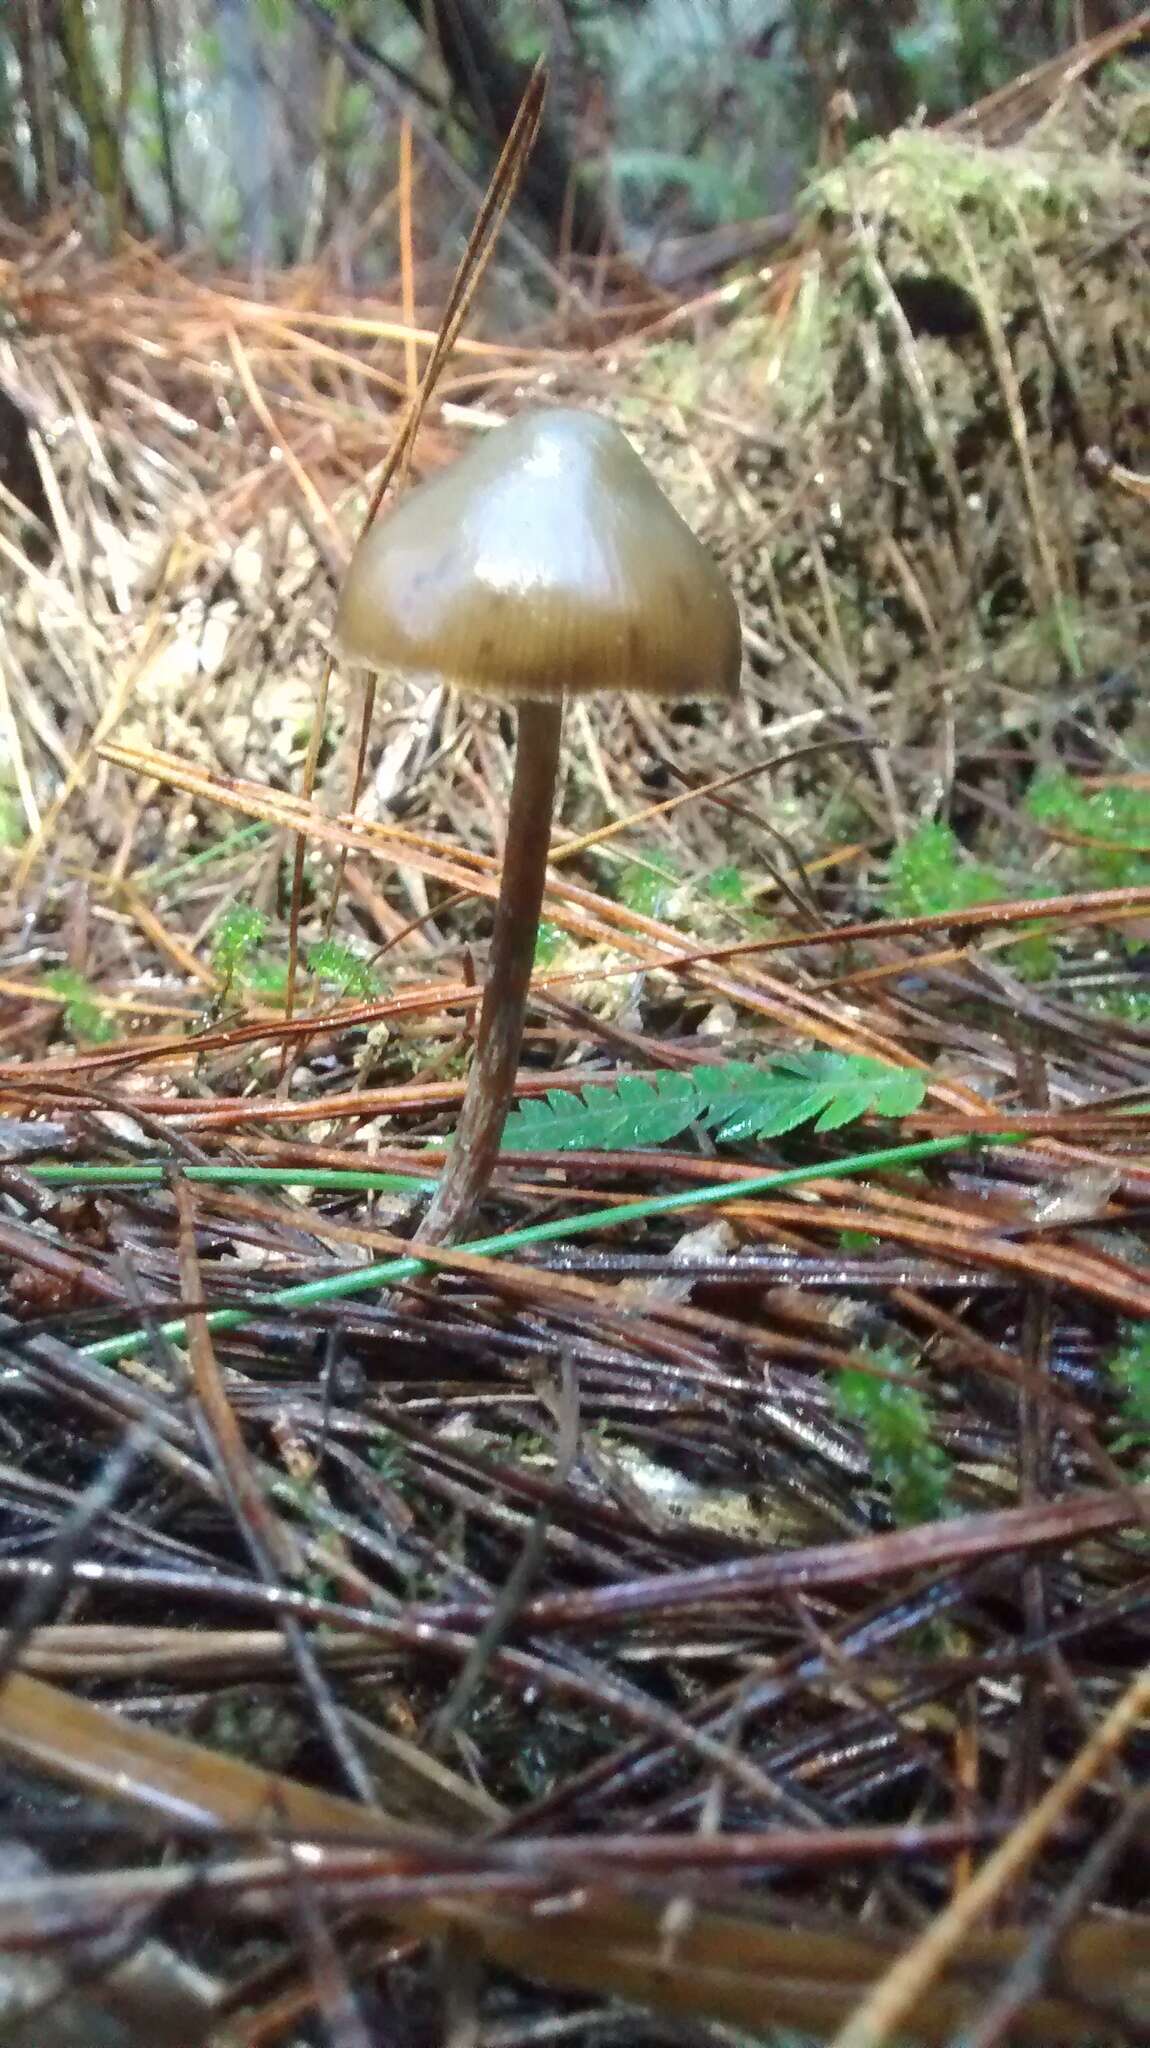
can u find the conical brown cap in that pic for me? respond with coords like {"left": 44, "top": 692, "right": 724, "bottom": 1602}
{"left": 335, "top": 408, "right": 741, "bottom": 703}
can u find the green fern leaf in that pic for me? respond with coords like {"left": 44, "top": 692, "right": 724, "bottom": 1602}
{"left": 812, "top": 1076, "right": 877, "bottom": 1133}
{"left": 614, "top": 1072, "right": 700, "bottom": 1145}
{"left": 503, "top": 1054, "right": 924, "bottom": 1154}
{"left": 698, "top": 1053, "right": 924, "bottom": 1142}
{"left": 504, "top": 1072, "right": 699, "bottom": 1152}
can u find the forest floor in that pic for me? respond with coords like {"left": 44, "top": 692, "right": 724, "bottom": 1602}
{"left": 0, "top": 21, "right": 1149, "bottom": 2048}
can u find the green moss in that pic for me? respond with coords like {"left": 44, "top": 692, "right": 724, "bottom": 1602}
{"left": 1088, "top": 986, "right": 1150, "bottom": 1024}
{"left": 887, "top": 821, "right": 1059, "bottom": 979}
{"left": 808, "top": 125, "right": 1124, "bottom": 274}
{"left": 0, "top": 789, "right": 26, "bottom": 847}
{"left": 763, "top": 261, "right": 839, "bottom": 419}
{"left": 211, "top": 903, "right": 267, "bottom": 981}
{"left": 44, "top": 969, "right": 118, "bottom": 1045}
{"left": 243, "top": 953, "right": 290, "bottom": 1000}
{"left": 1109, "top": 1322, "right": 1150, "bottom": 1463}
{"left": 837, "top": 1347, "right": 951, "bottom": 1527}
{"left": 621, "top": 338, "right": 707, "bottom": 410}
{"left": 705, "top": 864, "right": 748, "bottom": 906}
{"left": 616, "top": 855, "right": 681, "bottom": 921}
{"left": 305, "top": 936, "right": 384, "bottom": 1000}
{"left": 888, "top": 821, "right": 999, "bottom": 918}
{"left": 207, "top": 910, "right": 384, "bottom": 1007}
{"left": 1006, "top": 925, "right": 1059, "bottom": 981}
{"left": 1027, "top": 771, "right": 1150, "bottom": 887}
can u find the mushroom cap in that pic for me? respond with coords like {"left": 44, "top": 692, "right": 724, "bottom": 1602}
{"left": 335, "top": 407, "right": 741, "bottom": 703}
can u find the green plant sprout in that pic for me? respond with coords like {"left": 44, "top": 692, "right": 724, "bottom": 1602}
{"left": 211, "top": 903, "right": 267, "bottom": 990}
{"left": 836, "top": 1347, "right": 951, "bottom": 1527}
{"left": 43, "top": 968, "right": 118, "bottom": 1045}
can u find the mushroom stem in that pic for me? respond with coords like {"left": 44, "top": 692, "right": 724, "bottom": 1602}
{"left": 420, "top": 697, "right": 563, "bottom": 1245}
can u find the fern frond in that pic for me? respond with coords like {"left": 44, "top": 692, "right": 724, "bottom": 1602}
{"left": 506, "top": 1073, "right": 698, "bottom": 1153}
{"left": 697, "top": 1053, "right": 925, "bottom": 1141}
{"left": 502, "top": 1054, "right": 925, "bottom": 1153}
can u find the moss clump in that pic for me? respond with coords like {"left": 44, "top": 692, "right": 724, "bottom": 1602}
{"left": 1109, "top": 1323, "right": 1150, "bottom": 1465}
{"left": 887, "top": 822, "right": 1057, "bottom": 978}
{"left": 807, "top": 124, "right": 1131, "bottom": 277}
{"left": 888, "top": 820, "right": 999, "bottom": 919}
{"left": 44, "top": 969, "right": 118, "bottom": 1045}
{"left": 1027, "top": 771, "right": 1150, "bottom": 888}
{"left": 836, "top": 1347, "right": 951, "bottom": 1527}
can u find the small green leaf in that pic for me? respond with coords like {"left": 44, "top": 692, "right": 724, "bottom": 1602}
{"left": 698, "top": 1053, "right": 925, "bottom": 1142}
{"left": 613, "top": 1072, "right": 701, "bottom": 1146}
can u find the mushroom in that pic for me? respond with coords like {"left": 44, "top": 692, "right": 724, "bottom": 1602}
{"left": 336, "top": 406, "right": 741, "bottom": 1244}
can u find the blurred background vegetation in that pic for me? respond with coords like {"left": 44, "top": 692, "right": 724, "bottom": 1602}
{"left": 0, "top": 2, "right": 1137, "bottom": 298}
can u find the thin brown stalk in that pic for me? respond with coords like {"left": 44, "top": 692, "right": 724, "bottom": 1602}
{"left": 420, "top": 699, "right": 563, "bottom": 1244}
